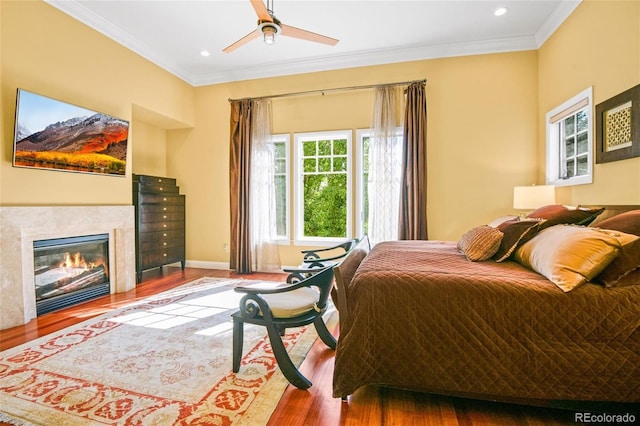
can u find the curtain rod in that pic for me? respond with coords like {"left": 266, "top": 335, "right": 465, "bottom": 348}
{"left": 228, "top": 79, "right": 426, "bottom": 102}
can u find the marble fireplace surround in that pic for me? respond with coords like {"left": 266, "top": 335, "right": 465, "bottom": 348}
{"left": 0, "top": 206, "right": 136, "bottom": 331}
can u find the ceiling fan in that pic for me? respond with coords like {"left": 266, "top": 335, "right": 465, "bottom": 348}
{"left": 223, "top": 0, "right": 339, "bottom": 53}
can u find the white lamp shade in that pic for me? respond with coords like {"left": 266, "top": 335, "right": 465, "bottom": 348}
{"left": 513, "top": 185, "right": 556, "bottom": 210}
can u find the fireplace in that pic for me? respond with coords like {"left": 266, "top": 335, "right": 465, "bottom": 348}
{"left": 34, "top": 234, "right": 110, "bottom": 315}
{"left": 1, "top": 206, "right": 136, "bottom": 330}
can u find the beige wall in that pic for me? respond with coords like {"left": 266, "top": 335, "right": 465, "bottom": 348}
{"left": 538, "top": 0, "right": 640, "bottom": 205}
{"left": 0, "top": 1, "right": 194, "bottom": 207}
{"left": 171, "top": 52, "right": 539, "bottom": 265}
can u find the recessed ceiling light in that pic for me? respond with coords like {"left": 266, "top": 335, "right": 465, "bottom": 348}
{"left": 494, "top": 7, "right": 508, "bottom": 16}
{"left": 200, "top": 50, "right": 210, "bottom": 57}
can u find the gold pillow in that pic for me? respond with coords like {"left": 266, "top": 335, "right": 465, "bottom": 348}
{"left": 513, "top": 225, "right": 639, "bottom": 292}
{"left": 457, "top": 225, "right": 503, "bottom": 262}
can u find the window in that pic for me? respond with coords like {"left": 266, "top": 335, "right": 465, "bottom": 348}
{"left": 546, "top": 87, "right": 593, "bottom": 186}
{"left": 356, "top": 128, "right": 404, "bottom": 241}
{"left": 272, "top": 134, "right": 289, "bottom": 241}
{"left": 294, "top": 131, "right": 352, "bottom": 243}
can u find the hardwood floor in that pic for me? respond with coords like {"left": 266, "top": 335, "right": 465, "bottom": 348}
{"left": 1, "top": 267, "right": 636, "bottom": 425}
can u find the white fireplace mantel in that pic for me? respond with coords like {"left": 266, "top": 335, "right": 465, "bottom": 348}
{"left": 0, "top": 206, "right": 136, "bottom": 330}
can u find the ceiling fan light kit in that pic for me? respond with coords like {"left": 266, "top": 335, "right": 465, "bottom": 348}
{"left": 223, "top": 0, "right": 339, "bottom": 53}
{"left": 259, "top": 22, "right": 280, "bottom": 45}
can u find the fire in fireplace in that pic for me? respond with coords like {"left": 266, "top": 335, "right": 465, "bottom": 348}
{"left": 33, "top": 234, "right": 110, "bottom": 315}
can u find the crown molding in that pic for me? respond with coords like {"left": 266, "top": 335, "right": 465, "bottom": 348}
{"left": 191, "top": 36, "right": 538, "bottom": 86}
{"left": 535, "top": 0, "right": 582, "bottom": 47}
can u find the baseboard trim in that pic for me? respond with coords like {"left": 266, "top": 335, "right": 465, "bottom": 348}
{"left": 185, "top": 260, "right": 231, "bottom": 270}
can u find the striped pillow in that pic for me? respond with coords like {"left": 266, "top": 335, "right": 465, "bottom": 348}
{"left": 457, "top": 226, "right": 503, "bottom": 262}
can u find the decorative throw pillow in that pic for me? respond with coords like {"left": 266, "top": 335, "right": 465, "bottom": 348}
{"left": 527, "top": 205, "right": 604, "bottom": 230}
{"left": 595, "top": 240, "right": 640, "bottom": 287}
{"left": 592, "top": 210, "right": 640, "bottom": 287}
{"left": 491, "top": 218, "right": 543, "bottom": 262}
{"left": 592, "top": 210, "right": 640, "bottom": 235}
{"left": 513, "top": 225, "right": 639, "bottom": 292}
{"left": 457, "top": 226, "right": 504, "bottom": 262}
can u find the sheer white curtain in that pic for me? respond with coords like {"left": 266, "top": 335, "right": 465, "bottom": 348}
{"left": 368, "top": 85, "right": 403, "bottom": 246}
{"left": 250, "top": 99, "right": 281, "bottom": 271}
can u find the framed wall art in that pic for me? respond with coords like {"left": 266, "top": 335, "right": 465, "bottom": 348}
{"left": 13, "top": 88, "right": 129, "bottom": 176}
{"left": 595, "top": 83, "right": 640, "bottom": 164}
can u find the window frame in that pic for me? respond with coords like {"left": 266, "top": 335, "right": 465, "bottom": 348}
{"left": 355, "top": 129, "right": 370, "bottom": 238}
{"left": 271, "top": 133, "right": 290, "bottom": 243}
{"left": 545, "top": 87, "right": 593, "bottom": 187}
{"left": 293, "top": 130, "right": 353, "bottom": 246}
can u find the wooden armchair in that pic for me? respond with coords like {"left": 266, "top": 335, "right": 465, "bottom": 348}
{"left": 283, "top": 238, "right": 358, "bottom": 283}
{"left": 231, "top": 266, "right": 337, "bottom": 389}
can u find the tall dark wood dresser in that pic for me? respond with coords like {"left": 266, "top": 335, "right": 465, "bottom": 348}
{"left": 133, "top": 174, "right": 185, "bottom": 283}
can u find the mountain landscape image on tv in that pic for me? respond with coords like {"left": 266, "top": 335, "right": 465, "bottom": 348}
{"left": 13, "top": 89, "right": 129, "bottom": 176}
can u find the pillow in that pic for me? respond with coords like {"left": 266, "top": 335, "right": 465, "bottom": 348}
{"left": 514, "top": 225, "right": 639, "bottom": 292}
{"left": 592, "top": 209, "right": 640, "bottom": 235}
{"left": 592, "top": 210, "right": 640, "bottom": 287}
{"left": 491, "top": 218, "right": 543, "bottom": 262}
{"left": 457, "top": 226, "right": 503, "bottom": 261}
{"left": 527, "top": 205, "right": 604, "bottom": 229}
{"left": 595, "top": 240, "right": 640, "bottom": 287}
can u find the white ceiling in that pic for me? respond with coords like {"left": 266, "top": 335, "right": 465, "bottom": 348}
{"left": 46, "top": 0, "right": 581, "bottom": 87}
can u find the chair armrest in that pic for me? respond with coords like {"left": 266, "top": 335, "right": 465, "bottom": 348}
{"left": 301, "top": 239, "right": 356, "bottom": 260}
{"left": 236, "top": 266, "right": 333, "bottom": 295}
{"left": 234, "top": 278, "right": 310, "bottom": 295}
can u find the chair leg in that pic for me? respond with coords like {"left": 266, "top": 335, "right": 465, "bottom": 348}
{"left": 313, "top": 316, "right": 337, "bottom": 350}
{"left": 265, "top": 322, "right": 312, "bottom": 389}
{"left": 232, "top": 317, "right": 244, "bottom": 373}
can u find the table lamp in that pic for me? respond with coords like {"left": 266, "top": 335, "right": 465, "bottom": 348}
{"left": 513, "top": 185, "right": 556, "bottom": 215}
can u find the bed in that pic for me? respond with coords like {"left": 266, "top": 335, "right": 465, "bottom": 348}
{"left": 332, "top": 205, "right": 640, "bottom": 404}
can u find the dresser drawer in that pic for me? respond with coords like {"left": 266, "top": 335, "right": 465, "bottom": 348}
{"left": 137, "top": 193, "right": 185, "bottom": 205}
{"left": 139, "top": 220, "right": 185, "bottom": 233}
{"left": 134, "top": 182, "right": 179, "bottom": 194}
{"left": 140, "top": 210, "right": 184, "bottom": 223}
{"left": 140, "top": 246, "right": 185, "bottom": 269}
{"left": 139, "top": 229, "right": 184, "bottom": 242}
{"left": 137, "top": 204, "right": 185, "bottom": 215}
{"left": 139, "top": 231, "right": 184, "bottom": 251}
{"left": 133, "top": 175, "right": 177, "bottom": 186}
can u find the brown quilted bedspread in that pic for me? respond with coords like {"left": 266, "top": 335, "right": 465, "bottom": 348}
{"left": 333, "top": 241, "right": 640, "bottom": 402}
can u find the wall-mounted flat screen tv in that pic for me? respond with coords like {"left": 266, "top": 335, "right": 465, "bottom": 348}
{"left": 13, "top": 89, "right": 129, "bottom": 176}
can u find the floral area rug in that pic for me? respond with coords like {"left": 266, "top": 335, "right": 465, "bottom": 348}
{"left": 0, "top": 277, "right": 336, "bottom": 425}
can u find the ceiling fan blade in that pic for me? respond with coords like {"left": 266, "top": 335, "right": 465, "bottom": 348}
{"left": 280, "top": 24, "right": 339, "bottom": 46}
{"left": 250, "top": 0, "right": 272, "bottom": 22}
{"left": 223, "top": 29, "right": 261, "bottom": 53}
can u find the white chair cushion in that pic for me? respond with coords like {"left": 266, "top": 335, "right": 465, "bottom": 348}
{"left": 261, "top": 287, "right": 320, "bottom": 318}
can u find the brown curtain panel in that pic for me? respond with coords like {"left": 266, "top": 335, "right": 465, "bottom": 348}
{"left": 398, "top": 81, "right": 428, "bottom": 240}
{"left": 229, "top": 100, "right": 253, "bottom": 273}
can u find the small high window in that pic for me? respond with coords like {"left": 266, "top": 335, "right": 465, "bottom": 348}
{"left": 546, "top": 87, "right": 593, "bottom": 186}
